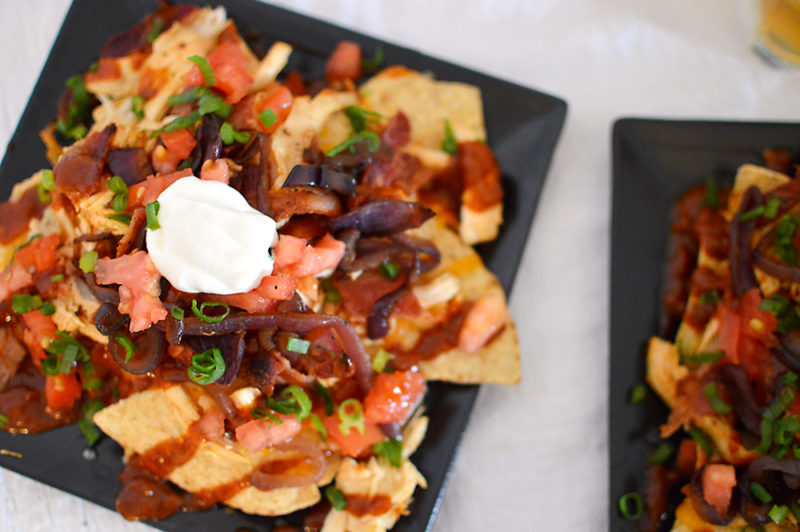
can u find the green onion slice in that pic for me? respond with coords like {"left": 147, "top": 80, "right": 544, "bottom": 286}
{"left": 187, "top": 348, "right": 226, "bottom": 385}
{"left": 769, "top": 504, "right": 789, "bottom": 524}
{"left": 764, "top": 196, "right": 782, "bottom": 219}
{"left": 379, "top": 260, "right": 399, "bottom": 280}
{"left": 372, "top": 348, "right": 393, "bottom": 373}
{"left": 38, "top": 169, "right": 56, "bottom": 204}
{"left": 78, "top": 399, "right": 105, "bottom": 446}
{"left": 325, "top": 486, "right": 347, "bottom": 511}
{"left": 687, "top": 426, "right": 714, "bottom": 457}
{"left": 145, "top": 200, "right": 161, "bottom": 230}
{"left": 372, "top": 438, "right": 402, "bottom": 467}
{"left": 703, "top": 177, "right": 720, "bottom": 209}
{"left": 190, "top": 299, "right": 230, "bottom": 323}
{"left": 315, "top": 382, "right": 334, "bottom": 416}
{"left": 252, "top": 408, "right": 283, "bottom": 425}
{"left": 171, "top": 306, "right": 185, "bottom": 321}
{"left": 704, "top": 382, "right": 732, "bottom": 415}
{"left": 286, "top": 337, "right": 310, "bottom": 354}
{"left": 648, "top": 442, "right": 674, "bottom": 466}
{"left": 628, "top": 384, "right": 646, "bottom": 405}
{"left": 310, "top": 413, "right": 327, "bottom": 441}
{"left": 259, "top": 108, "right": 277, "bottom": 129}
{"left": 362, "top": 44, "right": 385, "bottom": 70}
{"left": 441, "top": 119, "right": 458, "bottom": 155}
{"left": 130, "top": 95, "right": 145, "bottom": 119}
{"left": 764, "top": 388, "right": 795, "bottom": 421}
{"left": 0, "top": 414, "right": 7, "bottom": 430}
{"left": 750, "top": 481, "right": 773, "bottom": 504}
{"left": 147, "top": 16, "right": 165, "bottom": 43}
{"left": 115, "top": 333, "right": 137, "bottom": 363}
{"left": 618, "top": 492, "right": 643, "bottom": 520}
{"left": 79, "top": 251, "right": 98, "bottom": 274}
{"left": 188, "top": 55, "right": 216, "bottom": 86}
{"left": 337, "top": 398, "right": 365, "bottom": 435}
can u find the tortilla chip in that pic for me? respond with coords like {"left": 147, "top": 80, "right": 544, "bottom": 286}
{"left": 360, "top": 66, "right": 486, "bottom": 150}
{"left": 726, "top": 163, "right": 790, "bottom": 217}
{"left": 94, "top": 383, "right": 328, "bottom": 516}
{"left": 671, "top": 497, "right": 772, "bottom": 532}
{"left": 380, "top": 217, "right": 520, "bottom": 385}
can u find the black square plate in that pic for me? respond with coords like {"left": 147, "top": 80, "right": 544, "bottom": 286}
{"left": 0, "top": 0, "right": 566, "bottom": 530}
{"left": 609, "top": 118, "right": 800, "bottom": 530}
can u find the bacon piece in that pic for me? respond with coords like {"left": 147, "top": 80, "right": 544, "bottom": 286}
{"left": 235, "top": 415, "right": 301, "bottom": 453}
{"left": 333, "top": 270, "right": 406, "bottom": 318}
{"left": 459, "top": 141, "right": 503, "bottom": 212}
{"left": 0, "top": 262, "right": 34, "bottom": 303}
{"left": 270, "top": 186, "right": 342, "bottom": 220}
{"left": 107, "top": 148, "right": 153, "bottom": 186}
{"left": 94, "top": 251, "right": 167, "bottom": 333}
{"left": 381, "top": 112, "right": 411, "bottom": 150}
{"left": 99, "top": 5, "right": 196, "bottom": 58}
{"left": 53, "top": 125, "right": 116, "bottom": 199}
{"left": 0, "top": 187, "right": 46, "bottom": 244}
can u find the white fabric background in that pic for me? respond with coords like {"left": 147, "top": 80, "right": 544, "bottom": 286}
{"left": 2, "top": 1, "right": 800, "bottom": 530}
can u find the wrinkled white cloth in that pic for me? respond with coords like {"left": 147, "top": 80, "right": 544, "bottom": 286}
{"left": 2, "top": 1, "right": 800, "bottom": 531}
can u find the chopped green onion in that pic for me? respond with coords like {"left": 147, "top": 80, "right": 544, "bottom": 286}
{"left": 379, "top": 260, "right": 399, "bottom": 280}
{"left": 338, "top": 398, "right": 365, "bottom": 435}
{"left": 83, "top": 377, "right": 103, "bottom": 391}
{"left": 178, "top": 158, "right": 194, "bottom": 170}
{"left": 57, "top": 75, "right": 91, "bottom": 142}
{"left": 704, "top": 382, "right": 732, "bottom": 415}
{"left": 171, "top": 306, "right": 184, "bottom": 321}
{"left": 362, "top": 44, "right": 385, "bottom": 70}
{"left": 679, "top": 350, "right": 723, "bottom": 366}
{"left": 372, "top": 348, "right": 393, "bottom": 373}
{"left": 259, "top": 108, "right": 277, "bottom": 129}
{"left": 89, "top": 61, "right": 99, "bottom": 73}
{"left": 648, "top": 442, "right": 674, "bottom": 466}
{"left": 252, "top": 408, "right": 283, "bottom": 425}
{"left": 0, "top": 414, "right": 7, "bottom": 430}
{"left": 703, "top": 177, "right": 720, "bottom": 209}
{"left": 188, "top": 348, "right": 226, "bottom": 385}
{"left": 761, "top": 294, "right": 790, "bottom": 315}
{"left": 153, "top": 111, "right": 201, "bottom": 137}
{"left": 78, "top": 399, "right": 105, "bottom": 446}
{"left": 325, "top": 131, "right": 380, "bottom": 157}
{"left": 109, "top": 213, "right": 132, "bottom": 225}
{"left": 344, "top": 105, "right": 383, "bottom": 132}
{"left": 267, "top": 385, "right": 312, "bottom": 421}
{"left": 754, "top": 418, "right": 774, "bottom": 454}
{"left": 130, "top": 95, "right": 145, "bottom": 119}
{"left": 11, "top": 294, "right": 38, "bottom": 314}
{"left": 286, "top": 337, "right": 311, "bottom": 354}
{"left": 372, "top": 438, "right": 403, "bottom": 467}
{"left": 197, "top": 90, "right": 231, "bottom": 118}
{"left": 79, "top": 251, "right": 98, "bottom": 274}
{"left": 108, "top": 176, "right": 129, "bottom": 212}
{"left": 699, "top": 290, "right": 721, "bottom": 305}
{"left": 618, "top": 492, "right": 643, "bottom": 520}
{"left": 739, "top": 204, "right": 765, "bottom": 222}
{"left": 687, "top": 426, "right": 714, "bottom": 457}
{"left": 750, "top": 481, "right": 773, "bottom": 504}
{"left": 764, "top": 388, "right": 795, "bottom": 421}
{"left": 190, "top": 299, "right": 230, "bottom": 324}
{"left": 772, "top": 445, "right": 789, "bottom": 460}
{"left": 783, "top": 371, "right": 799, "bottom": 390}
{"left": 628, "top": 384, "right": 646, "bottom": 405}
{"left": 441, "top": 119, "right": 458, "bottom": 155}
{"left": 51, "top": 274, "right": 64, "bottom": 283}
{"left": 146, "top": 200, "right": 160, "bottom": 230}
{"left": 188, "top": 55, "right": 216, "bottom": 86}
{"left": 9, "top": 233, "right": 41, "bottom": 266}
{"left": 774, "top": 416, "right": 800, "bottom": 446}
{"left": 321, "top": 278, "right": 342, "bottom": 304}
{"left": 769, "top": 504, "right": 789, "bottom": 524}
{"left": 167, "top": 87, "right": 202, "bottom": 107}
{"left": 310, "top": 413, "right": 327, "bottom": 441}
{"left": 315, "top": 382, "right": 334, "bottom": 416}
{"left": 114, "top": 333, "right": 136, "bottom": 363}
{"left": 325, "top": 486, "right": 347, "bottom": 511}
{"left": 775, "top": 215, "right": 799, "bottom": 266}
{"left": 58, "top": 343, "right": 79, "bottom": 374}
{"left": 40, "top": 301, "right": 55, "bottom": 316}
{"left": 41, "top": 354, "right": 59, "bottom": 376}
{"left": 147, "top": 16, "right": 165, "bottom": 43}
{"left": 220, "top": 122, "right": 251, "bottom": 145}
{"left": 38, "top": 169, "right": 56, "bottom": 204}
{"left": 764, "top": 196, "right": 782, "bottom": 219}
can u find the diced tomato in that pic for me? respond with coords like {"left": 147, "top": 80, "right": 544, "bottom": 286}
{"left": 128, "top": 168, "right": 192, "bottom": 208}
{"left": 306, "top": 327, "right": 344, "bottom": 356}
{"left": 190, "top": 409, "right": 225, "bottom": 442}
{"left": 45, "top": 374, "right": 82, "bottom": 411}
{"left": 15, "top": 234, "right": 59, "bottom": 273}
{"left": 323, "top": 414, "right": 384, "bottom": 458}
{"left": 701, "top": 464, "right": 736, "bottom": 517}
{"left": 325, "top": 41, "right": 362, "bottom": 83}
{"left": 273, "top": 235, "right": 308, "bottom": 270}
{"left": 138, "top": 67, "right": 170, "bottom": 100}
{"left": 458, "top": 292, "right": 508, "bottom": 354}
{"left": 150, "top": 144, "right": 181, "bottom": 175}
{"left": 364, "top": 370, "right": 426, "bottom": 424}
{"left": 740, "top": 288, "right": 777, "bottom": 342}
{"left": 717, "top": 289, "right": 776, "bottom": 378}
{"left": 284, "top": 70, "right": 306, "bottom": 96}
{"left": 280, "top": 234, "right": 346, "bottom": 278}
{"left": 717, "top": 304, "right": 741, "bottom": 364}
{"left": 229, "top": 84, "right": 293, "bottom": 134}
{"left": 214, "top": 274, "right": 296, "bottom": 313}
{"left": 182, "top": 66, "right": 205, "bottom": 87}
{"left": 0, "top": 261, "right": 33, "bottom": 303}
{"left": 199, "top": 159, "right": 230, "bottom": 184}
{"left": 675, "top": 439, "right": 699, "bottom": 477}
{"left": 202, "top": 41, "right": 253, "bottom": 104}
{"left": 21, "top": 310, "right": 57, "bottom": 362}
{"left": 160, "top": 129, "right": 197, "bottom": 160}
{"left": 333, "top": 270, "right": 406, "bottom": 318}
{"left": 235, "top": 415, "right": 301, "bottom": 453}
{"left": 94, "top": 251, "right": 167, "bottom": 332}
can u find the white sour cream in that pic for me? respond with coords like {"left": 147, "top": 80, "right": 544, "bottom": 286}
{"left": 146, "top": 176, "right": 278, "bottom": 295}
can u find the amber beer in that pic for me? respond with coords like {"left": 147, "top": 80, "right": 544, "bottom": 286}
{"left": 755, "top": 0, "right": 800, "bottom": 66}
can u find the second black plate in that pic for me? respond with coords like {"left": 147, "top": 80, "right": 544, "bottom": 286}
{"left": 609, "top": 118, "right": 800, "bottom": 531}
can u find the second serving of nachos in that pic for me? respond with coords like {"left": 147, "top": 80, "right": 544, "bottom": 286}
{"left": 0, "top": 3, "right": 519, "bottom": 530}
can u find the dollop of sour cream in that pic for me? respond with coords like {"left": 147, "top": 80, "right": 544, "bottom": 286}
{"left": 146, "top": 176, "right": 278, "bottom": 295}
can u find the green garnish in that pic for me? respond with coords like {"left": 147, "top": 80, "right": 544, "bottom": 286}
{"left": 145, "top": 200, "right": 160, "bottom": 230}
{"left": 167, "top": 87, "right": 203, "bottom": 107}
{"left": 761, "top": 294, "right": 790, "bottom": 315}
{"left": 109, "top": 214, "right": 132, "bottom": 225}
{"left": 770, "top": 504, "right": 789, "bottom": 524}
{"left": 286, "top": 337, "right": 310, "bottom": 354}
{"left": 379, "top": 260, "right": 399, "bottom": 280}
{"left": 78, "top": 399, "right": 105, "bottom": 446}
{"left": 11, "top": 294, "right": 44, "bottom": 315}
{"left": 704, "top": 382, "right": 732, "bottom": 415}
{"left": 337, "top": 398, "right": 365, "bottom": 435}
{"left": 775, "top": 215, "right": 800, "bottom": 266}
{"left": 440, "top": 119, "right": 458, "bottom": 155}
{"left": 618, "top": 492, "right": 642, "bottom": 520}
{"left": 153, "top": 111, "right": 201, "bottom": 137}
{"left": 83, "top": 377, "right": 103, "bottom": 391}
{"left": 754, "top": 418, "right": 774, "bottom": 454}
{"left": 51, "top": 274, "right": 64, "bottom": 283}
{"left": 687, "top": 426, "right": 714, "bottom": 457}
{"left": 258, "top": 108, "right": 277, "bottom": 129}
{"left": 89, "top": 61, "right": 99, "bottom": 73}
{"left": 310, "top": 413, "right": 327, "bottom": 441}
{"left": 325, "top": 131, "right": 380, "bottom": 157}
{"left": 130, "top": 95, "right": 145, "bottom": 119}
{"left": 372, "top": 348, "right": 393, "bottom": 373}
{"left": 266, "top": 385, "right": 312, "bottom": 421}
{"left": 325, "top": 486, "right": 347, "bottom": 511}
{"left": 628, "top": 384, "right": 646, "bottom": 405}
{"left": 764, "top": 388, "right": 795, "bottom": 421}
{"left": 44, "top": 332, "right": 89, "bottom": 376}
{"left": 107, "top": 176, "right": 128, "bottom": 212}
{"left": 40, "top": 301, "right": 55, "bottom": 316}
{"left": 764, "top": 196, "right": 782, "bottom": 219}
{"left": 171, "top": 306, "right": 185, "bottom": 321}
{"left": 679, "top": 350, "right": 723, "bottom": 366}
{"left": 187, "top": 348, "right": 226, "bottom": 385}
{"left": 739, "top": 204, "right": 765, "bottom": 222}
{"left": 648, "top": 442, "right": 674, "bottom": 466}
{"left": 190, "top": 299, "right": 230, "bottom": 324}
{"left": 79, "top": 251, "right": 98, "bottom": 274}
{"left": 344, "top": 105, "right": 383, "bottom": 132}
{"left": 188, "top": 55, "right": 216, "bottom": 86}
{"left": 114, "top": 333, "right": 136, "bottom": 363}
{"left": 699, "top": 290, "right": 721, "bottom": 305}
{"left": 321, "top": 278, "right": 342, "bottom": 304}
{"left": 38, "top": 169, "right": 56, "bottom": 204}
{"left": 147, "top": 16, "right": 165, "bottom": 43}
{"left": 315, "top": 382, "right": 334, "bottom": 416}
{"left": 252, "top": 408, "right": 283, "bottom": 425}
{"left": 702, "top": 177, "right": 720, "bottom": 209}
{"left": 197, "top": 89, "right": 231, "bottom": 118}
{"left": 372, "top": 438, "right": 403, "bottom": 467}
{"left": 57, "top": 75, "right": 91, "bottom": 142}
{"left": 0, "top": 414, "right": 7, "bottom": 430}
{"left": 750, "top": 481, "right": 773, "bottom": 504}
{"left": 362, "top": 44, "right": 385, "bottom": 70}
{"left": 220, "top": 122, "right": 251, "bottom": 145}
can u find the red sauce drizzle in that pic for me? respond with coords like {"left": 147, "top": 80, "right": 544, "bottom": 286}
{"left": 392, "top": 302, "right": 471, "bottom": 370}
{"left": 343, "top": 493, "right": 393, "bottom": 517}
{"left": 138, "top": 436, "right": 199, "bottom": 478}
{"left": 116, "top": 456, "right": 188, "bottom": 521}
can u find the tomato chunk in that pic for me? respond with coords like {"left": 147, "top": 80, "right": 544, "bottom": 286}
{"left": 235, "top": 415, "right": 301, "bottom": 453}
{"left": 323, "top": 414, "right": 383, "bottom": 458}
{"left": 364, "top": 370, "right": 426, "bottom": 424}
{"left": 160, "top": 129, "right": 197, "bottom": 160}
{"left": 15, "top": 234, "right": 59, "bottom": 273}
{"left": 213, "top": 274, "right": 296, "bottom": 313}
{"left": 701, "top": 464, "right": 736, "bottom": 517}
{"left": 45, "top": 374, "right": 82, "bottom": 411}
{"left": 325, "top": 41, "right": 362, "bottom": 83}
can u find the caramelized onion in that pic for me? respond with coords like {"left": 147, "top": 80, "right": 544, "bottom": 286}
{"left": 687, "top": 465, "right": 736, "bottom": 525}
{"left": 110, "top": 326, "right": 165, "bottom": 375}
{"left": 748, "top": 456, "right": 800, "bottom": 490}
{"left": 728, "top": 186, "right": 761, "bottom": 297}
{"left": 107, "top": 148, "right": 152, "bottom": 185}
{"left": 753, "top": 227, "right": 800, "bottom": 283}
{"left": 248, "top": 437, "right": 325, "bottom": 490}
{"left": 329, "top": 200, "right": 434, "bottom": 236}
{"left": 284, "top": 164, "right": 356, "bottom": 196}
{"left": 190, "top": 114, "right": 223, "bottom": 173}
{"left": 776, "top": 331, "right": 800, "bottom": 374}
{"left": 95, "top": 302, "right": 129, "bottom": 337}
{"left": 367, "top": 285, "right": 408, "bottom": 340}
{"left": 204, "top": 384, "right": 245, "bottom": 426}
{"left": 718, "top": 364, "right": 762, "bottom": 435}
{"left": 270, "top": 186, "right": 342, "bottom": 220}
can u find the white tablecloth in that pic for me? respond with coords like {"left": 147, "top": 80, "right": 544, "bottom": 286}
{"left": 3, "top": 1, "right": 800, "bottom": 530}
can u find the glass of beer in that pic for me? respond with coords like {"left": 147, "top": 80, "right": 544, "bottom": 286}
{"left": 754, "top": 0, "right": 800, "bottom": 67}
